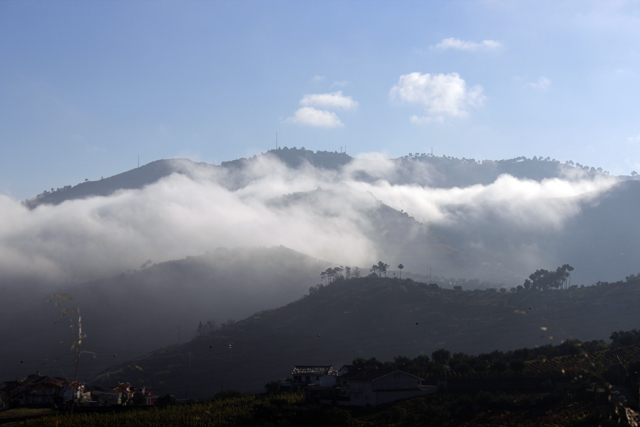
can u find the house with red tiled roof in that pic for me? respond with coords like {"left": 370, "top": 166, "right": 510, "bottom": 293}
{"left": 135, "top": 387, "right": 160, "bottom": 406}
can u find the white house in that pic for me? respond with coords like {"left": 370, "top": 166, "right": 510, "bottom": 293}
{"left": 289, "top": 365, "right": 337, "bottom": 389}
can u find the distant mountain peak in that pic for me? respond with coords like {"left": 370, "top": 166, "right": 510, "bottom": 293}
{"left": 24, "top": 158, "right": 205, "bottom": 209}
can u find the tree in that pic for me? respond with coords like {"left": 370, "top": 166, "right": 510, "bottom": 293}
{"left": 371, "top": 261, "right": 390, "bottom": 278}
{"left": 491, "top": 360, "right": 508, "bottom": 373}
{"left": 352, "top": 357, "right": 383, "bottom": 370}
{"left": 321, "top": 267, "right": 345, "bottom": 285}
{"left": 370, "top": 264, "right": 379, "bottom": 277}
{"left": 397, "top": 264, "right": 404, "bottom": 279}
{"left": 523, "top": 264, "right": 574, "bottom": 291}
{"left": 353, "top": 267, "right": 361, "bottom": 278}
{"left": 264, "top": 381, "right": 280, "bottom": 394}
{"left": 131, "top": 393, "right": 146, "bottom": 406}
{"left": 320, "top": 270, "right": 328, "bottom": 285}
{"left": 393, "top": 355, "right": 412, "bottom": 371}
{"left": 610, "top": 329, "right": 640, "bottom": 348}
{"left": 332, "top": 266, "right": 343, "bottom": 281}
{"left": 431, "top": 349, "right": 451, "bottom": 365}
{"left": 378, "top": 261, "right": 389, "bottom": 277}
{"left": 157, "top": 394, "right": 177, "bottom": 406}
{"left": 453, "top": 362, "right": 471, "bottom": 374}
{"left": 509, "top": 359, "right": 526, "bottom": 374}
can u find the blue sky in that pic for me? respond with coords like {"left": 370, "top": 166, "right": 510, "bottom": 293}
{"left": 1, "top": 0, "right": 640, "bottom": 199}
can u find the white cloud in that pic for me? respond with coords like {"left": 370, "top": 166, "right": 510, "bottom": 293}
{"left": 287, "top": 107, "right": 343, "bottom": 128}
{"left": 390, "top": 72, "right": 485, "bottom": 122}
{"left": 0, "top": 154, "right": 618, "bottom": 285}
{"left": 300, "top": 91, "right": 359, "bottom": 110}
{"left": 287, "top": 91, "right": 357, "bottom": 128}
{"left": 311, "top": 75, "right": 325, "bottom": 83}
{"left": 434, "top": 38, "right": 502, "bottom": 51}
{"left": 526, "top": 76, "right": 551, "bottom": 90}
{"left": 628, "top": 135, "right": 640, "bottom": 141}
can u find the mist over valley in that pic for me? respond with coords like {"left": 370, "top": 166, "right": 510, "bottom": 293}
{"left": 1, "top": 149, "right": 639, "bottom": 391}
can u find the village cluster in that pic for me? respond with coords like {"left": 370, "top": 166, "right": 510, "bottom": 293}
{"left": 0, "top": 373, "right": 159, "bottom": 409}
{"left": 0, "top": 365, "right": 438, "bottom": 411}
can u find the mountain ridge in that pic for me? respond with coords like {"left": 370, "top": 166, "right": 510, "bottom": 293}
{"left": 25, "top": 148, "right": 632, "bottom": 209}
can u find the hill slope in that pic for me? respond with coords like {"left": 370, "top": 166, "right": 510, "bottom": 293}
{"left": 0, "top": 246, "right": 329, "bottom": 383}
{"left": 91, "top": 274, "right": 640, "bottom": 397}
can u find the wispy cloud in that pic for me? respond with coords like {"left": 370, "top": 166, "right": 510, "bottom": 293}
{"left": 287, "top": 107, "right": 343, "bottom": 128}
{"left": 331, "top": 80, "right": 349, "bottom": 87}
{"left": 311, "top": 75, "right": 325, "bottom": 83}
{"left": 526, "top": 76, "right": 551, "bottom": 90}
{"left": 409, "top": 115, "right": 444, "bottom": 125}
{"left": 434, "top": 38, "right": 502, "bottom": 51}
{"left": 390, "top": 72, "right": 485, "bottom": 123}
{"left": 300, "top": 91, "right": 358, "bottom": 110}
{"left": 629, "top": 135, "right": 640, "bottom": 141}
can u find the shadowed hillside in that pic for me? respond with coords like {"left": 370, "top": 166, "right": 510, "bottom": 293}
{"left": 0, "top": 247, "right": 329, "bottom": 383}
{"left": 91, "top": 273, "right": 640, "bottom": 398}
{"left": 24, "top": 159, "right": 207, "bottom": 209}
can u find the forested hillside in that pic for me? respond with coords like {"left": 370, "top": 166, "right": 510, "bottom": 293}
{"left": 91, "top": 271, "right": 640, "bottom": 397}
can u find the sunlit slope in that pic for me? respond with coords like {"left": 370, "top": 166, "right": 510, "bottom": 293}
{"left": 91, "top": 274, "right": 640, "bottom": 397}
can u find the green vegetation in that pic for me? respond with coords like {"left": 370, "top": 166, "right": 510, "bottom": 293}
{"left": 22, "top": 353, "right": 640, "bottom": 427}
{"left": 352, "top": 338, "right": 640, "bottom": 381}
{"left": 17, "top": 387, "right": 630, "bottom": 427}
{"left": 92, "top": 268, "right": 640, "bottom": 397}
{"left": 23, "top": 392, "right": 303, "bottom": 427}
